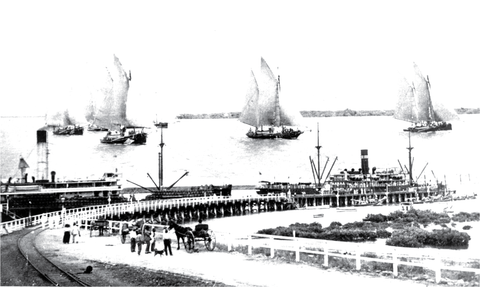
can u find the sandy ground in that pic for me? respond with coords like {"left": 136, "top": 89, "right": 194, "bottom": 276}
{"left": 35, "top": 228, "right": 441, "bottom": 287}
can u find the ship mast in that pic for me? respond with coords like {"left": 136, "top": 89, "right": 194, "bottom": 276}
{"left": 274, "top": 74, "right": 281, "bottom": 127}
{"left": 156, "top": 122, "right": 168, "bottom": 190}
{"left": 315, "top": 122, "right": 321, "bottom": 187}
{"left": 407, "top": 131, "right": 414, "bottom": 185}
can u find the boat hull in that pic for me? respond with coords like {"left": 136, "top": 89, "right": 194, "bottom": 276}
{"left": 101, "top": 132, "right": 147, "bottom": 144}
{"left": 246, "top": 129, "right": 303, "bottom": 139}
{"left": 403, "top": 122, "right": 452, "bottom": 133}
{"left": 53, "top": 126, "right": 84, "bottom": 135}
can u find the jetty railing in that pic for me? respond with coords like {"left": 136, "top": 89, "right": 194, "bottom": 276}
{"left": 214, "top": 232, "right": 480, "bottom": 284}
{"left": 0, "top": 194, "right": 286, "bottom": 234}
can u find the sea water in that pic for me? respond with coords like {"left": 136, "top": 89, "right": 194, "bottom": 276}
{"left": 1, "top": 115, "right": 479, "bottom": 191}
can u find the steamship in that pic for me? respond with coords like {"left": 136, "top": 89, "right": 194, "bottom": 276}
{"left": 0, "top": 129, "right": 126, "bottom": 218}
{"left": 256, "top": 126, "right": 449, "bottom": 203}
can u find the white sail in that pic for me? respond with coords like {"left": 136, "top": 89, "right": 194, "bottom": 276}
{"left": 240, "top": 57, "right": 301, "bottom": 129}
{"left": 395, "top": 63, "right": 458, "bottom": 124}
{"left": 90, "top": 55, "right": 131, "bottom": 130}
{"left": 239, "top": 70, "right": 260, "bottom": 127}
{"left": 394, "top": 78, "right": 418, "bottom": 123}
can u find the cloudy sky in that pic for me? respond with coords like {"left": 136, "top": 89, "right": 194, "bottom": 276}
{"left": 1, "top": 0, "right": 479, "bottom": 120}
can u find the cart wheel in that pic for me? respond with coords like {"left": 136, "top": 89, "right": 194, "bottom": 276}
{"left": 205, "top": 230, "right": 216, "bottom": 251}
{"left": 186, "top": 231, "right": 195, "bottom": 253}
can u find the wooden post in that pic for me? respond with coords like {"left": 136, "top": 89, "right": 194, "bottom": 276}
{"left": 435, "top": 253, "right": 442, "bottom": 283}
{"left": 270, "top": 237, "right": 275, "bottom": 258}
{"left": 392, "top": 249, "right": 398, "bottom": 277}
{"left": 323, "top": 242, "right": 329, "bottom": 267}
{"left": 295, "top": 238, "right": 300, "bottom": 262}
{"left": 356, "top": 244, "right": 361, "bottom": 270}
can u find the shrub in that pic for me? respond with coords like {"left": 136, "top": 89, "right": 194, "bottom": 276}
{"left": 426, "top": 229, "right": 470, "bottom": 248}
{"left": 376, "top": 229, "right": 392, "bottom": 238}
{"left": 386, "top": 227, "right": 429, "bottom": 247}
{"left": 329, "top": 221, "right": 342, "bottom": 229}
{"left": 452, "top": 212, "right": 480, "bottom": 222}
{"left": 363, "top": 213, "right": 387, "bottom": 223}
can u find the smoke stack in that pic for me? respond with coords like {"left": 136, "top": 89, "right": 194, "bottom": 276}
{"left": 37, "top": 129, "right": 48, "bottom": 181}
{"left": 361, "top": 149, "right": 369, "bottom": 175}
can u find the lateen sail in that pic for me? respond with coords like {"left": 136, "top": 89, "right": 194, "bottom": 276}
{"left": 413, "top": 63, "right": 435, "bottom": 122}
{"left": 239, "top": 70, "right": 260, "bottom": 127}
{"left": 394, "top": 78, "right": 418, "bottom": 123}
{"left": 92, "top": 55, "right": 131, "bottom": 130}
{"left": 240, "top": 57, "right": 299, "bottom": 128}
{"left": 257, "top": 58, "right": 279, "bottom": 127}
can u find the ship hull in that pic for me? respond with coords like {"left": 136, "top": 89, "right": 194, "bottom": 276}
{"left": 101, "top": 132, "right": 147, "bottom": 144}
{"left": 246, "top": 129, "right": 303, "bottom": 139}
{"left": 53, "top": 126, "right": 84, "bottom": 135}
{"left": 403, "top": 123, "right": 452, "bottom": 133}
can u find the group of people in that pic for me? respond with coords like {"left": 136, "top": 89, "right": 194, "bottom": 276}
{"left": 129, "top": 225, "right": 174, "bottom": 256}
{"left": 62, "top": 222, "right": 81, "bottom": 244}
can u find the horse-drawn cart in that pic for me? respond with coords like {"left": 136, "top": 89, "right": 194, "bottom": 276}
{"left": 169, "top": 221, "right": 216, "bottom": 253}
{"left": 185, "top": 229, "right": 216, "bottom": 253}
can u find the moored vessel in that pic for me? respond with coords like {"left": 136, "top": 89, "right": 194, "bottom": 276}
{"left": 1, "top": 129, "right": 126, "bottom": 218}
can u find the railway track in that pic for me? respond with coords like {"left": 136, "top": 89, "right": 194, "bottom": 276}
{"left": 17, "top": 227, "right": 91, "bottom": 286}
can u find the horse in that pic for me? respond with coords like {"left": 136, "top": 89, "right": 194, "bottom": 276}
{"left": 168, "top": 221, "right": 193, "bottom": 250}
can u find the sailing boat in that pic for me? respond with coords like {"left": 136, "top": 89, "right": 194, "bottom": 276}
{"left": 51, "top": 110, "right": 84, "bottom": 135}
{"left": 394, "top": 63, "right": 458, "bottom": 133}
{"left": 239, "top": 58, "right": 303, "bottom": 139}
{"left": 93, "top": 55, "right": 147, "bottom": 144}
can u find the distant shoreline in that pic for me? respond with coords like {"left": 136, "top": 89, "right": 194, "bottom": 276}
{"left": 176, "top": 107, "right": 480, "bottom": 119}
{"left": 2, "top": 108, "right": 478, "bottom": 120}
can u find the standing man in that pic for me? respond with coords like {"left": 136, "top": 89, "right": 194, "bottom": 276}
{"left": 71, "top": 223, "right": 81, "bottom": 243}
{"left": 136, "top": 230, "right": 143, "bottom": 255}
{"left": 163, "top": 227, "right": 173, "bottom": 256}
{"left": 150, "top": 228, "right": 156, "bottom": 252}
{"left": 144, "top": 227, "right": 152, "bottom": 254}
{"left": 130, "top": 228, "right": 137, "bottom": 253}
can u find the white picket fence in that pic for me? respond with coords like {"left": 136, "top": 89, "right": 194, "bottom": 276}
{"left": 216, "top": 232, "right": 480, "bottom": 284}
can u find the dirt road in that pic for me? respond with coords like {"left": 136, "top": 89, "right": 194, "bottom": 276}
{"left": 33, "top": 228, "right": 439, "bottom": 286}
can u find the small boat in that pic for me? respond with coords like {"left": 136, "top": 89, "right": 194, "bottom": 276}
{"left": 53, "top": 125, "right": 84, "bottom": 135}
{"left": 394, "top": 63, "right": 458, "bottom": 133}
{"left": 87, "top": 122, "right": 108, "bottom": 131}
{"left": 239, "top": 58, "right": 303, "bottom": 139}
{"left": 100, "top": 126, "right": 147, "bottom": 145}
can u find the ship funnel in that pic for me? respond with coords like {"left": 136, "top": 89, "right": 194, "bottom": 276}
{"left": 361, "top": 149, "right": 369, "bottom": 175}
{"left": 37, "top": 129, "right": 49, "bottom": 181}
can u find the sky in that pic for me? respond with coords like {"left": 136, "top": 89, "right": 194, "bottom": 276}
{"left": 1, "top": 0, "right": 479, "bottom": 120}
